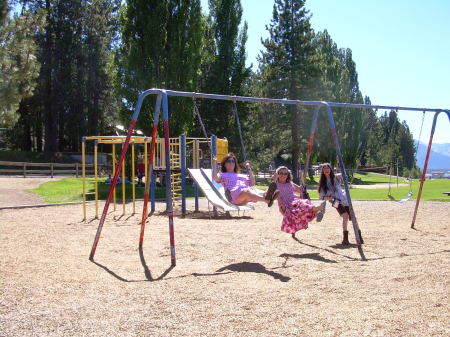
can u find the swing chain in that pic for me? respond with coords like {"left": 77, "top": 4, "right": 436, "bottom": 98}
{"left": 232, "top": 98, "right": 248, "bottom": 163}
{"left": 192, "top": 95, "right": 213, "bottom": 154}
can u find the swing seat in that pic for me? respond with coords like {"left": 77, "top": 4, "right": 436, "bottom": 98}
{"left": 387, "top": 194, "right": 397, "bottom": 201}
{"left": 388, "top": 192, "right": 413, "bottom": 203}
{"left": 399, "top": 192, "right": 413, "bottom": 203}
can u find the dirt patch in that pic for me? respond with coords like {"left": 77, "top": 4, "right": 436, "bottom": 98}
{"left": 0, "top": 198, "right": 448, "bottom": 336}
{"left": 0, "top": 176, "right": 65, "bottom": 207}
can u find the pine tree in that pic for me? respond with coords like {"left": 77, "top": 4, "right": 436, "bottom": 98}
{"left": 1, "top": 0, "right": 8, "bottom": 26}
{"left": 258, "top": 0, "right": 320, "bottom": 182}
{"left": 8, "top": 0, "right": 120, "bottom": 152}
{"left": 358, "top": 96, "right": 380, "bottom": 166}
{"left": 116, "top": 0, "right": 203, "bottom": 136}
{"left": 197, "top": 0, "right": 251, "bottom": 156}
{"left": 0, "top": 6, "right": 44, "bottom": 129}
{"left": 313, "top": 31, "right": 365, "bottom": 171}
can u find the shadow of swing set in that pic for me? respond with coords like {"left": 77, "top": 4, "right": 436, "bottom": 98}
{"left": 87, "top": 89, "right": 450, "bottom": 266}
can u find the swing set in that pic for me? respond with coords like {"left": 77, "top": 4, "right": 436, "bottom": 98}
{"left": 88, "top": 88, "right": 450, "bottom": 265}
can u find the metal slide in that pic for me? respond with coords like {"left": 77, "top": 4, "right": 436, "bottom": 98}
{"left": 188, "top": 168, "right": 254, "bottom": 212}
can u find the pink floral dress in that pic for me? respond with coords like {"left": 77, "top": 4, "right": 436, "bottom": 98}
{"left": 219, "top": 172, "right": 251, "bottom": 205}
{"left": 277, "top": 182, "right": 316, "bottom": 234}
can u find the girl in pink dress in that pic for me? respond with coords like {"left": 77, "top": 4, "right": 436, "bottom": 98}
{"left": 274, "top": 166, "right": 325, "bottom": 237}
{"left": 212, "top": 153, "right": 279, "bottom": 206}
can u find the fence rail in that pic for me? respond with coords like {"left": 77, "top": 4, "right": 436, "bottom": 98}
{"left": 0, "top": 161, "right": 108, "bottom": 178}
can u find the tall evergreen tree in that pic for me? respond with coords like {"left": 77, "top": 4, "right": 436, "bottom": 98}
{"left": 0, "top": 5, "right": 44, "bottom": 129}
{"left": 364, "top": 109, "right": 416, "bottom": 174}
{"left": 8, "top": 0, "right": 120, "bottom": 152}
{"left": 1, "top": 0, "right": 9, "bottom": 26}
{"left": 195, "top": 0, "right": 251, "bottom": 156}
{"left": 116, "top": 0, "right": 203, "bottom": 136}
{"left": 258, "top": 0, "right": 320, "bottom": 181}
{"left": 313, "top": 31, "right": 364, "bottom": 170}
{"left": 358, "top": 96, "right": 380, "bottom": 166}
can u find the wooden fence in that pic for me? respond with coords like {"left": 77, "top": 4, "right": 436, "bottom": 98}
{"left": 0, "top": 161, "right": 108, "bottom": 178}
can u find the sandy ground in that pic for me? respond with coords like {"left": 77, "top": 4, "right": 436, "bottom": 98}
{"left": 0, "top": 178, "right": 449, "bottom": 336}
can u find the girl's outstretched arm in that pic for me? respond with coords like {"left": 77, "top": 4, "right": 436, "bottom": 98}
{"left": 211, "top": 156, "right": 221, "bottom": 183}
{"left": 292, "top": 182, "right": 303, "bottom": 195}
{"left": 245, "top": 161, "right": 256, "bottom": 186}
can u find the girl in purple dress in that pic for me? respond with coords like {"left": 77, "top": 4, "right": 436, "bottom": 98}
{"left": 212, "top": 153, "right": 279, "bottom": 206}
{"left": 274, "top": 166, "right": 326, "bottom": 238}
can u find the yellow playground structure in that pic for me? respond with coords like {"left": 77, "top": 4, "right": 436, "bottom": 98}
{"left": 81, "top": 135, "right": 228, "bottom": 220}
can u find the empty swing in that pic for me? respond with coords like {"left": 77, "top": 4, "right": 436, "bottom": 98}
{"left": 387, "top": 111, "right": 425, "bottom": 203}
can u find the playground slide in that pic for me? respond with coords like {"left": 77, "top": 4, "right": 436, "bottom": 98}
{"left": 187, "top": 168, "right": 255, "bottom": 212}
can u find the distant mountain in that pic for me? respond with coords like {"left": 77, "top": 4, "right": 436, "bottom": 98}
{"left": 430, "top": 143, "right": 450, "bottom": 157}
{"left": 416, "top": 142, "right": 450, "bottom": 170}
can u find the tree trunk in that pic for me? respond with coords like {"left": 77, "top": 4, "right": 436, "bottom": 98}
{"left": 43, "top": 0, "right": 58, "bottom": 152}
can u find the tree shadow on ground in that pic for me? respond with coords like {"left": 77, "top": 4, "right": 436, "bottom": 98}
{"left": 329, "top": 243, "right": 359, "bottom": 250}
{"left": 214, "top": 262, "right": 291, "bottom": 282}
{"left": 279, "top": 252, "right": 337, "bottom": 266}
{"left": 180, "top": 211, "right": 253, "bottom": 220}
{"left": 292, "top": 236, "right": 359, "bottom": 261}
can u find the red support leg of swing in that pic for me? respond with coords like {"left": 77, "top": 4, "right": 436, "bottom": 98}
{"left": 139, "top": 124, "right": 158, "bottom": 246}
{"left": 89, "top": 120, "right": 137, "bottom": 260}
{"left": 163, "top": 119, "right": 176, "bottom": 266}
{"left": 411, "top": 113, "right": 438, "bottom": 229}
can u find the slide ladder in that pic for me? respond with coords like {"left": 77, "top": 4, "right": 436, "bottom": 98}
{"left": 169, "top": 142, "right": 182, "bottom": 204}
{"left": 171, "top": 172, "right": 182, "bottom": 204}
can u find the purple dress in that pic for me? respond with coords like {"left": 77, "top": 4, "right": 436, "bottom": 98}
{"left": 277, "top": 182, "right": 316, "bottom": 234}
{"left": 219, "top": 172, "right": 251, "bottom": 204}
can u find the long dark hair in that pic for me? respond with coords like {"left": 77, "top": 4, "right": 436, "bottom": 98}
{"left": 318, "top": 163, "right": 335, "bottom": 193}
{"left": 220, "top": 153, "right": 240, "bottom": 173}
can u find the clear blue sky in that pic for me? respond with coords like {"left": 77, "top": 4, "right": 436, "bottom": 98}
{"left": 201, "top": 0, "right": 450, "bottom": 144}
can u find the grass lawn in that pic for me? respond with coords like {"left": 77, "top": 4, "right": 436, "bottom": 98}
{"left": 256, "top": 175, "right": 450, "bottom": 201}
{"left": 30, "top": 176, "right": 450, "bottom": 204}
{"left": 29, "top": 177, "right": 200, "bottom": 204}
{"left": 304, "top": 179, "right": 450, "bottom": 201}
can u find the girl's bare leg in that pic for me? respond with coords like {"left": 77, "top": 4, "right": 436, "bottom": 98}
{"left": 341, "top": 213, "right": 349, "bottom": 231}
{"left": 234, "top": 190, "right": 268, "bottom": 204}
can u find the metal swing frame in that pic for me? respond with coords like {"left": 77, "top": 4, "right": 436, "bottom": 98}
{"left": 89, "top": 88, "right": 450, "bottom": 265}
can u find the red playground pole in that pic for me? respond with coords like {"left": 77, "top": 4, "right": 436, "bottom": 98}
{"left": 139, "top": 124, "right": 158, "bottom": 247}
{"left": 163, "top": 119, "right": 176, "bottom": 266}
{"left": 411, "top": 111, "right": 439, "bottom": 229}
{"left": 89, "top": 120, "right": 137, "bottom": 260}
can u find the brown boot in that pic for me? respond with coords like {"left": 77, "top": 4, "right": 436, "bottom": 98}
{"left": 265, "top": 182, "right": 277, "bottom": 200}
{"left": 342, "top": 230, "right": 350, "bottom": 245}
{"left": 267, "top": 190, "right": 279, "bottom": 207}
